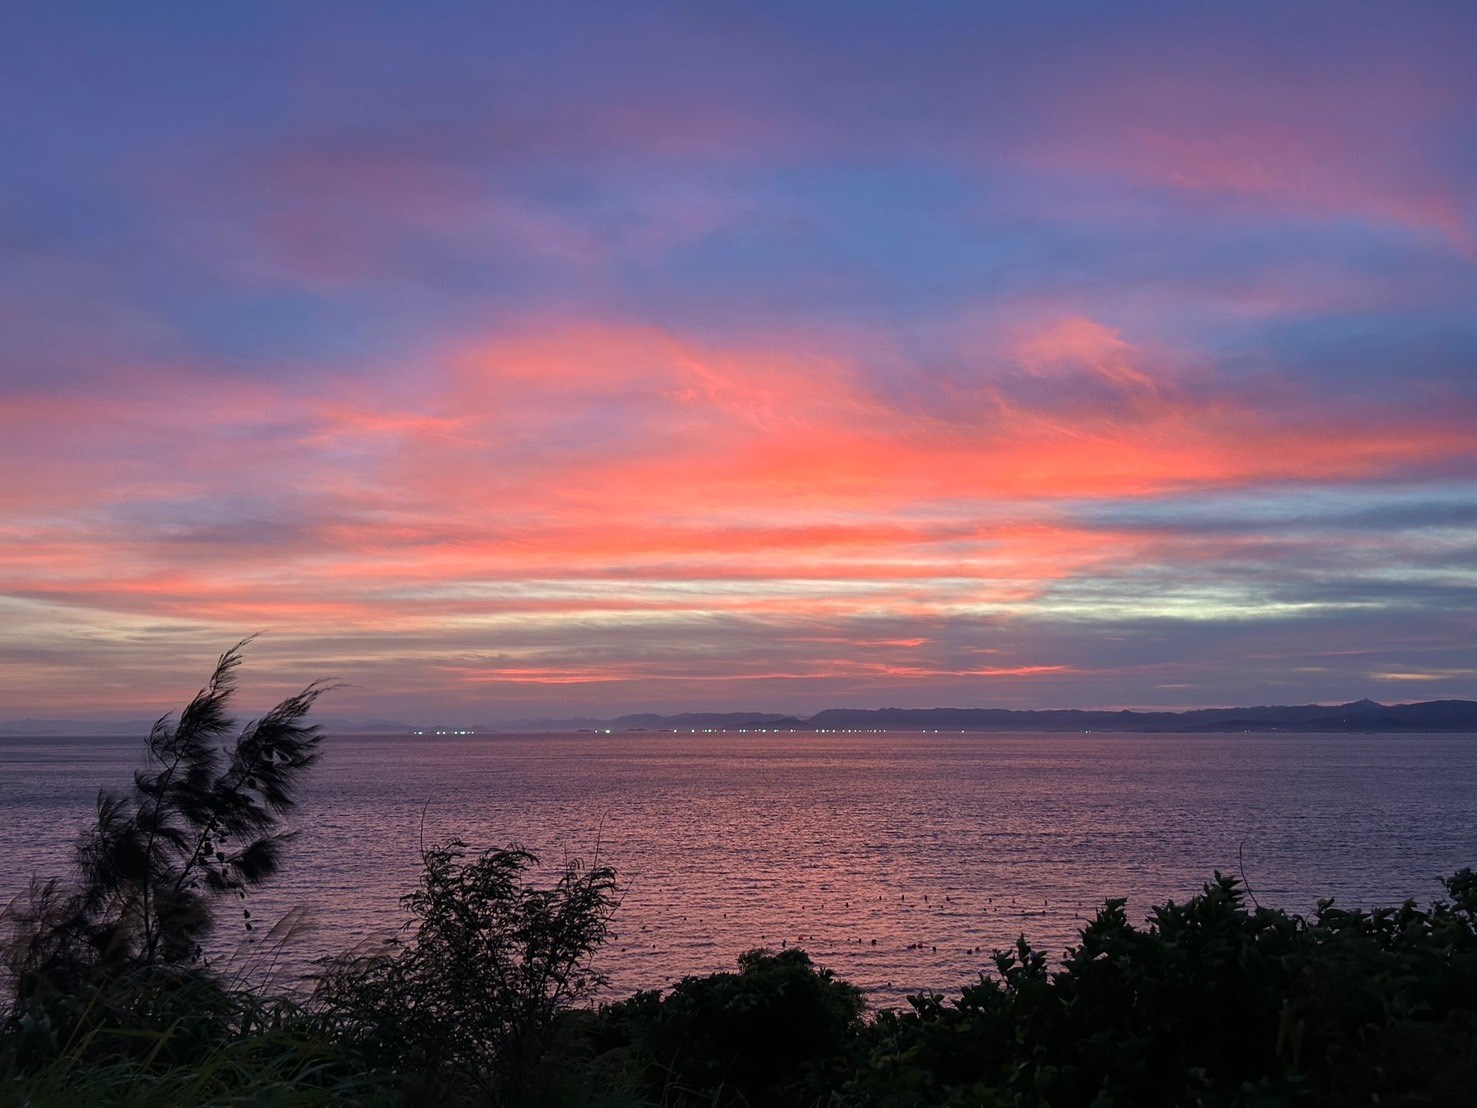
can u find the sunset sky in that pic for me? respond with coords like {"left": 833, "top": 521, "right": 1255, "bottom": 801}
{"left": 3, "top": 1, "right": 1476, "bottom": 722}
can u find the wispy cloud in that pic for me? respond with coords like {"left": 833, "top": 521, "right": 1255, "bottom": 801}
{"left": 2, "top": 1, "right": 1475, "bottom": 717}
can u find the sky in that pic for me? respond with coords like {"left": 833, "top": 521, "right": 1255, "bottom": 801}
{"left": 2, "top": 0, "right": 1476, "bottom": 723}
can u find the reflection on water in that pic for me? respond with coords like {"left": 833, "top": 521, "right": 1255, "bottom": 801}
{"left": 3, "top": 731, "right": 1474, "bottom": 1006}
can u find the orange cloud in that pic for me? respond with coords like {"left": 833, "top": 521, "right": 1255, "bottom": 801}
{"left": 2, "top": 315, "right": 1474, "bottom": 712}
{"left": 397, "top": 323, "right": 1461, "bottom": 544}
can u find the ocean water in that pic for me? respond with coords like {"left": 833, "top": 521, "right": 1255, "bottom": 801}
{"left": 2, "top": 731, "right": 1474, "bottom": 1006}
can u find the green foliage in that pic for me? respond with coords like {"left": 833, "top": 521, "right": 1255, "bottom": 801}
{"left": 0, "top": 641, "right": 345, "bottom": 1104}
{"left": 7, "top": 857, "right": 1477, "bottom": 1106}
{"left": 2, "top": 639, "right": 332, "bottom": 1005}
{"left": 598, "top": 947, "right": 867, "bottom": 1107}
{"left": 849, "top": 870, "right": 1477, "bottom": 1107}
{"left": 314, "top": 839, "right": 619, "bottom": 1104}
{"left": 0, "top": 965, "right": 403, "bottom": 1106}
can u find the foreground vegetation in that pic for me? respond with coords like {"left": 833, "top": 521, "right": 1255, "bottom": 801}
{"left": 5, "top": 649, "right": 1475, "bottom": 1105}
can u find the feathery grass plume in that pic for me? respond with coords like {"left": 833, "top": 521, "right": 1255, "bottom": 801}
{"left": 2, "top": 640, "right": 334, "bottom": 1007}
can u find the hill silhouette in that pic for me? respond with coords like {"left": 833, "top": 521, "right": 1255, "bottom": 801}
{"left": 493, "top": 698, "right": 1477, "bottom": 734}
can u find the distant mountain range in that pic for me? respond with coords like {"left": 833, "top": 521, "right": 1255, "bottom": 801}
{"left": 802, "top": 699, "right": 1477, "bottom": 733}
{"left": 492, "top": 698, "right": 1477, "bottom": 734}
{"left": 5, "top": 700, "right": 1476, "bottom": 737}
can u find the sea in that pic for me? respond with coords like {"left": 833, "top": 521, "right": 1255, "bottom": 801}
{"left": 2, "top": 731, "right": 1474, "bottom": 1007}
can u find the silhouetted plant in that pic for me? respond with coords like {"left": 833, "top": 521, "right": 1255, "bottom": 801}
{"left": 314, "top": 838, "right": 618, "bottom": 1104}
{"left": 0, "top": 969, "right": 401, "bottom": 1106}
{"left": 2, "top": 640, "right": 332, "bottom": 1007}
{"left": 848, "top": 869, "right": 1477, "bottom": 1107}
{"left": 597, "top": 947, "right": 866, "bottom": 1107}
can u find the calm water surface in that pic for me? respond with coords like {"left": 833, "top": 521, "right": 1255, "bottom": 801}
{"left": 2, "top": 731, "right": 1474, "bottom": 1005}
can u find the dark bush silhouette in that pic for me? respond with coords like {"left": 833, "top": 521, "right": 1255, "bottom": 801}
{"left": 314, "top": 839, "right": 618, "bottom": 1104}
{"left": 1, "top": 640, "right": 331, "bottom": 1064}
{"left": 598, "top": 947, "right": 866, "bottom": 1107}
{"left": 849, "top": 870, "right": 1477, "bottom": 1107}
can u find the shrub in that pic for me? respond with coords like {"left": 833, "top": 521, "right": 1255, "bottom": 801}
{"left": 0, "top": 970, "right": 393, "bottom": 1107}
{"left": 1, "top": 641, "right": 332, "bottom": 1067}
{"left": 849, "top": 870, "right": 1477, "bottom": 1107}
{"left": 314, "top": 839, "right": 618, "bottom": 1104}
{"left": 3, "top": 641, "right": 331, "bottom": 992}
{"left": 599, "top": 947, "right": 866, "bottom": 1107}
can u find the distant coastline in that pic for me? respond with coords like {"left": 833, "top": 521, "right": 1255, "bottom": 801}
{"left": 502, "top": 698, "right": 1477, "bottom": 734}
{"left": 8, "top": 697, "right": 1476, "bottom": 737}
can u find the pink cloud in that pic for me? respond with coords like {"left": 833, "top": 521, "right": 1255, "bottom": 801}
{"left": 1005, "top": 30, "right": 1476, "bottom": 251}
{"left": 2, "top": 314, "right": 1474, "bottom": 711}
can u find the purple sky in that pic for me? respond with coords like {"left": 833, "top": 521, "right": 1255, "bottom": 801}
{"left": 3, "top": 1, "right": 1475, "bottom": 722}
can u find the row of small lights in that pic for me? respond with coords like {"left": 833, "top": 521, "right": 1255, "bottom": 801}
{"left": 407, "top": 727, "right": 991, "bottom": 735}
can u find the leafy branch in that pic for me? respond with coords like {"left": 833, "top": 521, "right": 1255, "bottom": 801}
{"left": 314, "top": 839, "right": 618, "bottom": 1101}
{"left": 3, "top": 640, "right": 334, "bottom": 999}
